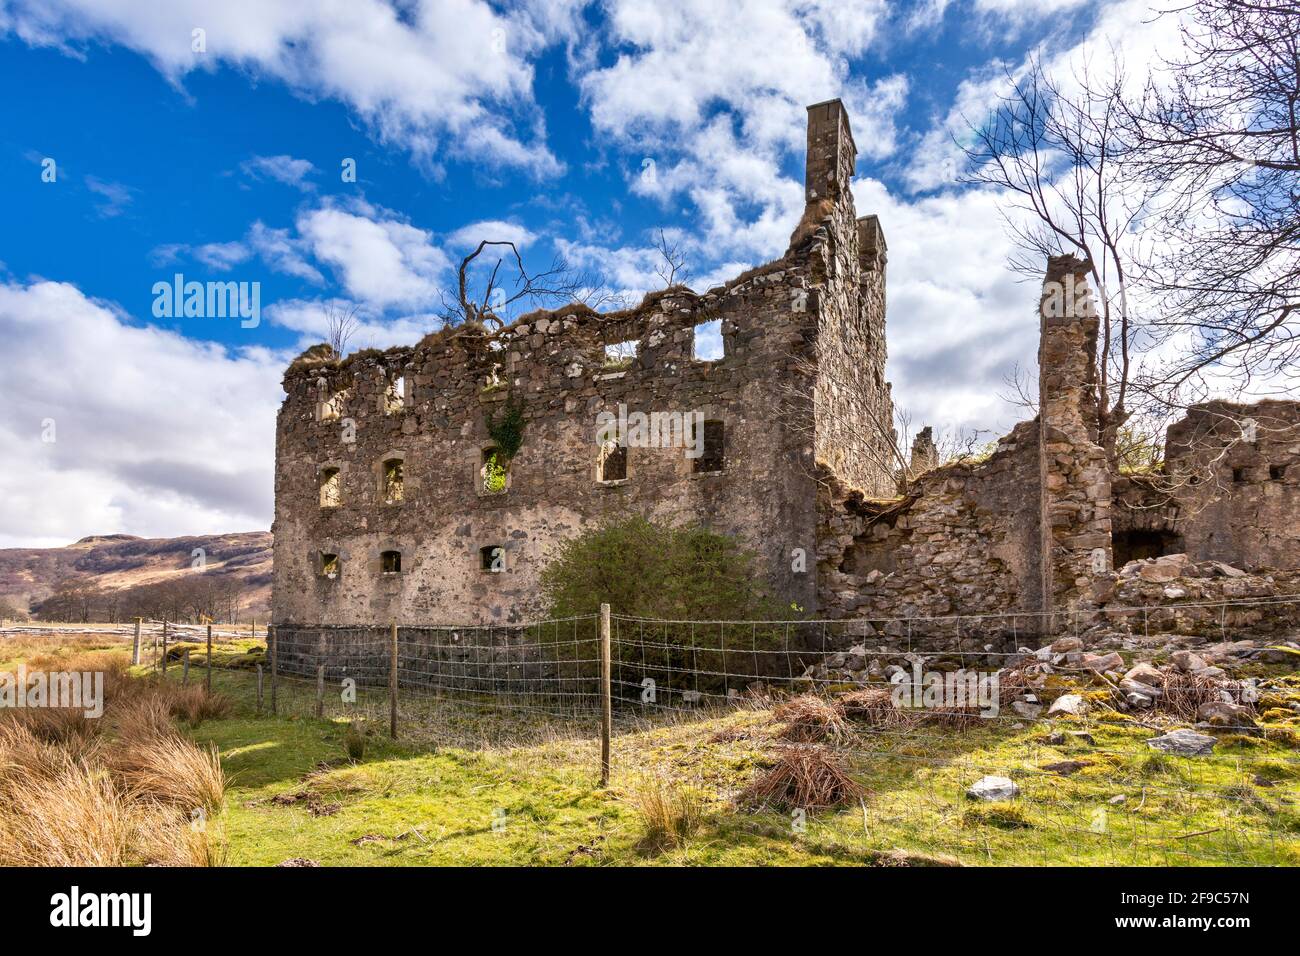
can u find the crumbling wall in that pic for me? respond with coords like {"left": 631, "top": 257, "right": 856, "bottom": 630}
{"left": 1037, "top": 255, "right": 1112, "bottom": 620}
{"left": 816, "top": 419, "right": 1043, "bottom": 626}
{"left": 273, "top": 99, "right": 897, "bottom": 631}
{"left": 1112, "top": 400, "right": 1300, "bottom": 571}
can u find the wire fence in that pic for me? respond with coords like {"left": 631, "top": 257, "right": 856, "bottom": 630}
{"left": 169, "top": 598, "right": 1300, "bottom": 865}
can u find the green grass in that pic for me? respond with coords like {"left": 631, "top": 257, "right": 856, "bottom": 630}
{"left": 6, "top": 638, "right": 1299, "bottom": 866}
{"left": 163, "top": 663, "right": 1300, "bottom": 867}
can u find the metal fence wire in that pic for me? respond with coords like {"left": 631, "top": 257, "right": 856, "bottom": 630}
{"left": 219, "top": 598, "right": 1299, "bottom": 865}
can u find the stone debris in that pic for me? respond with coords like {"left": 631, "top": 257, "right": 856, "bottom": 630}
{"left": 966, "top": 776, "right": 1019, "bottom": 801}
{"left": 1145, "top": 729, "right": 1217, "bottom": 757}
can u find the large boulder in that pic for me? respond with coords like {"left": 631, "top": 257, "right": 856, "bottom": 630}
{"left": 1146, "top": 729, "right": 1217, "bottom": 756}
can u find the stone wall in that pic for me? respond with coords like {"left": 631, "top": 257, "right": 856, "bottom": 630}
{"left": 1037, "top": 255, "right": 1112, "bottom": 621}
{"left": 1114, "top": 400, "right": 1300, "bottom": 571}
{"left": 816, "top": 418, "right": 1043, "bottom": 626}
{"left": 272, "top": 99, "right": 895, "bottom": 630}
{"left": 803, "top": 103, "right": 896, "bottom": 497}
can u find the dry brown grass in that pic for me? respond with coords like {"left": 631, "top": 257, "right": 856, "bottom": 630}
{"left": 0, "top": 650, "right": 229, "bottom": 865}
{"left": 839, "top": 687, "right": 904, "bottom": 727}
{"left": 107, "top": 729, "right": 226, "bottom": 813}
{"left": 0, "top": 761, "right": 142, "bottom": 866}
{"left": 737, "top": 745, "right": 867, "bottom": 811}
{"left": 773, "top": 694, "right": 850, "bottom": 742}
{"left": 1157, "top": 671, "right": 1246, "bottom": 721}
{"left": 161, "top": 683, "right": 233, "bottom": 726}
{"left": 628, "top": 775, "right": 707, "bottom": 851}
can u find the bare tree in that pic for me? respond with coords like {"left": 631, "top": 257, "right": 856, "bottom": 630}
{"left": 652, "top": 228, "right": 692, "bottom": 288}
{"left": 440, "top": 240, "right": 585, "bottom": 329}
{"left": 323, "top": 300, "right": 361, "bottom": 356}
{"left": 1124, "top": 0, "right": 1300, "bottom": 404}
{"left": 962, "top": 55, "right": 1147, "bottom": 456}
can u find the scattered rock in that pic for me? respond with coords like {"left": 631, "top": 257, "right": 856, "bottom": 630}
{"left": 1170, "top": 650, "right": 1207, "bottom": 672}
{"left": 276, "top": 858, "right": 320, "bottom": 867}
{"left": 1124, "top": 662, "right": 1164, "bottom": 686}
{"left": 1146, "top": 729, "right": 1217, "bottom": 756}
{"left": 1135, "top": 553, "right": 1192, "bottom": 582}
{"left": 1047, "top": 693, "right": 1090, "bottom": 717}
{"left": 1196, "top": 701, "right": 1257, "bottom": 730}
{"left": 1082, "top": 651, "right": 1123, "bottom": 673}
{"left": 966, "top": 775, "right": 1020, "bottom": 801}
{"left": 1012, "top": 700, "right": 1043, "bottom": 719}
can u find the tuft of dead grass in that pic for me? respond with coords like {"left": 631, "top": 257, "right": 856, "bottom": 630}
{"left": 108, "top": 731, "right": 226, "bottom": 814}
{"left": 0, "top": 760, "right": 142, "bottom": 866}
{"left": 839, "top": 687, "right": 904, "bottom": 727}
{"left": 737, "top": 745, "right": 866, "bottom": 811}
{"left": 628, "top": 775, "right": 707, "bottom": 851}
{"left": 773, "top": 694, "right": 850, "bottom": 742}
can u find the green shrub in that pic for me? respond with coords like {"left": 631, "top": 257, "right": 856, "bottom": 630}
{"left": 540, "top": 515, "right": 779, "bottom": 621}
{"left": 538, "top": 517, "right": 795, "bottom": 690}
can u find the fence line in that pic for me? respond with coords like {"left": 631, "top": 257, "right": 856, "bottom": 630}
{"left": 173, "top": 598, "right": 1299, "bottom": 865}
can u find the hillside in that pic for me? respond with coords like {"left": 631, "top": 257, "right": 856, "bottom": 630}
{"left": 0, "top": 531, "right": 272, "bottom": 622}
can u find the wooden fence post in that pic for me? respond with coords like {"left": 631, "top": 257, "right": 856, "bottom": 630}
{"left": 206, "top": 623, "right": 213, "bottom": 693}
{"left": 256, "top": 664, "right": 264, "bottom": 714}
{"left": 316, "top": 664, "right": 325, "bottom": 719}
{"left": 161, "top": 620, "right": 169, "bottom": 674}
{"left": 131, "top": 618, "right": 141, "bottom": 666}
{"left": 600, "top": 603, "right": 612, "bottom": 787}
{"left": 182, "top": 649, "right": 190, "bottom": 685}
{"left": 389, "top": 621, "right": 399, "bottom": 739}
{"left": 269, "top": 624, "right": 278, "bottom": 716}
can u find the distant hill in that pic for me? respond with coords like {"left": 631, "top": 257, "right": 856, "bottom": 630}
{"left": 0, "top": 531, "right": 272, "bottom": 622}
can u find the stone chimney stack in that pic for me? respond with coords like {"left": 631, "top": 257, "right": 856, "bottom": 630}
{"left": 804, "top": 99, "right": 857, "bottom": 205}
{"left": 1037, "top": 255, "right": 1112, "bottom": 630}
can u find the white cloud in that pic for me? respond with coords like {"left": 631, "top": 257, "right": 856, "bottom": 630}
{"left": 578, "top": 0, "right": 900, "bottom": 262}
{"left": 852, "top": 177, "right": 1038, "bottom": 437}
{"left": 296, "top": 201, "right": 451, "bottom": 310}
{"left": 1, "top": 0, "right": 563, "bottom": 176}
{"left": 444, "top": 220, "right": 537, "bottom": 251}
{"left": 240, "top": 154, "right": 316, "bottom": 191}
{"left": 0, "top": 279, "right": 281, "bottom": 548}
{"left": 192, "top": 240, "right": 253, "bottom": 271}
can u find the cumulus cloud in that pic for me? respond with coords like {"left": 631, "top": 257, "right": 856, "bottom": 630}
{"left": 0, "top": 0, "right": 563, "bottom": 176}
{"left": 578, "top": 0, "right": 901, "bottom": 262}
{"left": 444, "top": 219, "right": 537, "bottom": 251}
{"left": 295, "top": 201, "right": 451, "bottom": 310}
{"left": 0, "top": 279, "right": 281, "bottom": 548}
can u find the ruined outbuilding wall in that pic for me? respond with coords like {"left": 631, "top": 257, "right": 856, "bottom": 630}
{"left": 272, "top": 99, "right": 895, "bottom": 631}
{"left": 1114, "top": 400, "right": 1300, "bottom": 571}
{"left": 1037, "top": 255, "right": 1112, "bottom": 620}
{"left": 815, "top": 258, "right": 1118, "bottom": 633}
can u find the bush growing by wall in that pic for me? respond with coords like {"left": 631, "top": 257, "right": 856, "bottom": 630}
{"left": 539, "top": 516, "right": 793, "bottom": 693}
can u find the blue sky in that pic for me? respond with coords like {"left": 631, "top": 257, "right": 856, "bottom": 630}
{"left": 0, "top": 0, "right": 1174, "bottom": 546}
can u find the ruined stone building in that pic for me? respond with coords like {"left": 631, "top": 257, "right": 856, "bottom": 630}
{"left": 272, "top": 99, "right": 1299, "bottom": 644}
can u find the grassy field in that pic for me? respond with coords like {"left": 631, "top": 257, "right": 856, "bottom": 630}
{"left": 4, "top": 633, "right": 1299, "bottom": 866}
